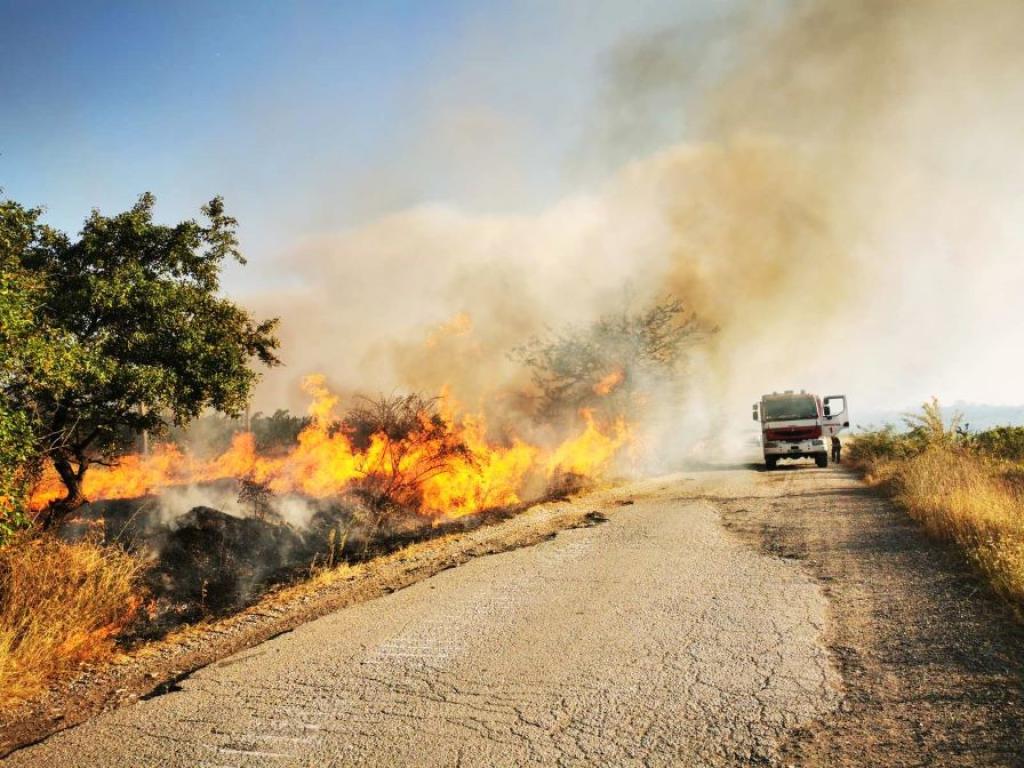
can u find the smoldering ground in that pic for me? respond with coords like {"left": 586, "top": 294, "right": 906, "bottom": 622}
{"left": 67, "top": 480, "right": 533, "bottom": 634}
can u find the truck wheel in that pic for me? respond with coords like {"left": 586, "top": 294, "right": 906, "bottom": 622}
{"left": 765, "top": 456, "right": 777, "bottom": 470}
{"left": 815, "top": 452, "right": 828, "bottom": 468}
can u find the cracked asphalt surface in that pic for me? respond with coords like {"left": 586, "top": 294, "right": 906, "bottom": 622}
{"left": 721, "top": 466, "right": 1024, "bottom": 766}
{"left": 6, "top": 471, "right": 840, "bottom": 767}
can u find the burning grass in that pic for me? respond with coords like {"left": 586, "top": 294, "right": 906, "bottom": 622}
{"left": 0, "top": 534, "right": 143, "bottom": 709}
{"left": 27, "top": 376, "right": 629, "bottom": 521}
{"left": 851, "top": 401, "right": 1024, "bottom": 607}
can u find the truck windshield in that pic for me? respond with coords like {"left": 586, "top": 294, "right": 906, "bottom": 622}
{"left": 763, "top": 397, "right": 818, "bottom": 421}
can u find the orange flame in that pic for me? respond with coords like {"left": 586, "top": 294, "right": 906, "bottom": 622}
{"left": 29, "top": 375, "right": 631, "bottom": 519}
{"left": 546, "top": 409, "right": 630, "bottom": 478}
{"left": 593, "top": 368, "right": 625, "bottom": 396}
{"left": 425, "top": 312, "right": 473, "bottom": 349}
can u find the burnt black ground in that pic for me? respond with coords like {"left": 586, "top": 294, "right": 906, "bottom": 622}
{"left": 68, "top": 491, "right": 529, "bottom": 636}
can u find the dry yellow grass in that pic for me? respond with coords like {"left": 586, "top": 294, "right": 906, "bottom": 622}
{"left": 0, "top": 535, "right": 143, "bottom": 709}
{"left": 862, "top": 447, "right": 1024, "bottom": 604}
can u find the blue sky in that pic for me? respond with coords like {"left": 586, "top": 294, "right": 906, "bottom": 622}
{"left": 4, "top": 2, "right": 466, "bottom": 251}
{"left": 1, "top": 0, "right": 732, "bottom": 288}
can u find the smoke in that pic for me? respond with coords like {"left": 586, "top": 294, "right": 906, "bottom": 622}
{"left": 247, "top": 0, "right": 1024, "bottom": 466}
{"left": 157, "top": 485, "right": 319, "bottom": 529}
{"left": 696, "top": 0, "right": 1024, "bottom": 415}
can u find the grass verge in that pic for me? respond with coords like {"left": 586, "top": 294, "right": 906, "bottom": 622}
{"left": 851, "top": 400, "right": 1024, "bottom": 606}
{"left": 0, "top": 535, "right": 143, "bottom": 709}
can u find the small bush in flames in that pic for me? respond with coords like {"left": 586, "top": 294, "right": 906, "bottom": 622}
{"left": 344, "top": 394, "right": 474, "bottom": 512}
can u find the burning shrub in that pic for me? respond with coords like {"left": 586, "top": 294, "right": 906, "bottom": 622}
{"left": 27, "top": 374, "right": 633, "bottom": 528}
{"left": 513, "top": 297, "right": 705, "bottom": 422}
{"left": 0, "top": 534, "right": 143, "bottom": 708}
{"left": 343, "top": 394, "right": 474, "bottom": 519}
{"left": 344, "top": 393, "right": 444, "bottom": 449}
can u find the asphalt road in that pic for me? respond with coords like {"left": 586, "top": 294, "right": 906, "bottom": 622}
{"left": 6, "top": 468, "right": 844, "bottom": 767}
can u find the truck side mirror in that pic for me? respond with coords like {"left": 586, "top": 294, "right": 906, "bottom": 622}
{"left": 751, "top": 404, "right": 759, "bottom": 422}
{"left": 824, "top": 405, "right": 831, "bottom": 417}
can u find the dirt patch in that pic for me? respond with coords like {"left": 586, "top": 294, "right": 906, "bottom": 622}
{"left": 0, "top": 489, "right": 624, "bottom": 758}
{"left": 718, "top": 468, "right": 1024, "bottom": 767}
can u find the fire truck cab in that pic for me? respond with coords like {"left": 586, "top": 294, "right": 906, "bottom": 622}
{"left": 751, "top": 391, "right": 849, "bottom": 469}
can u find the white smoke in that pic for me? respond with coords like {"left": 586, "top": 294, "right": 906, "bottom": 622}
{"left": 158, "top": 485, "right": 318, "bottom": 529}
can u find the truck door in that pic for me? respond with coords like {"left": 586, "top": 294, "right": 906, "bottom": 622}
{"left": 822, "top": 395, "right": 849, "bottom": 437}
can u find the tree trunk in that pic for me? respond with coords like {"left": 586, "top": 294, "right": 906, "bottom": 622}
{"left": 41, "top": 456, "right": 88, "bottom": 529}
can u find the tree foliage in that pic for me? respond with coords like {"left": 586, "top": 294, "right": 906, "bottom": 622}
{"left": 165, "top": 409, "right": 311, "bottom": 456}
{"left": 1, "top": 192, "right": 280, "bottom": 527}
{"left": 1, "top": 199, "right": 54, "bottom": 536}
{"left": 251, "top": 410, "right": 310, "bottom": 452}
{"left": 0, "top": 402, "right": 36, "bottom": 540}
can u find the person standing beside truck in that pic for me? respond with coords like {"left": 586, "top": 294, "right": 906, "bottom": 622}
{"left": 831, "top": 435, "right": 842, "bottom": 463}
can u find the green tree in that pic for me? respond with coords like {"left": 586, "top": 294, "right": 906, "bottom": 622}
{"left": 4, "top": 192, "right": 280, "bottom": 527}
{"left": 252, "top": 409, "right": 310, "bottom": 452}
{"left": 0, "top": 398, "right": 38, "bottom": 539}
{"left": 1, "top": 199, "right": 53, "bottom": 536}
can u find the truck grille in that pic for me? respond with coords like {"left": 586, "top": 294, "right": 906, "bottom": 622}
{"left": 765, "top": 425, "right": 822, "bottom": 441}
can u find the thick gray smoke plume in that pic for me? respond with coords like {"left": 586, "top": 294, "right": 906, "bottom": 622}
{"left": 248, "top": 0, "right": 1024, "bottom": 465}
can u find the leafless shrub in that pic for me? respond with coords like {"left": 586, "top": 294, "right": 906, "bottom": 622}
{"left": 237, "top": 475, "right": 274, "bottom": 521}
{"left": 344, "top": 394, "right": 440, "bottom": 450}
{"left": 513, "top": 297, "right": 708, "bottom": 422}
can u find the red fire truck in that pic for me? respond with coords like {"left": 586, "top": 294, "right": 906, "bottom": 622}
{"left": 752, "top": 391, "right": 849, "bottom": 469}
